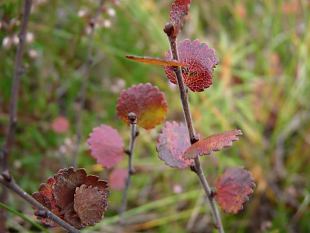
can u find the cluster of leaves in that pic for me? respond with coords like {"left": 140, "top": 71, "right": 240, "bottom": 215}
{"left": 87, "top": 83, "right": 167, "bottom": 186}
{"left": 125, "top": 0, "right": 255, "bottom": 215}
{"left": 30, "top": 0, "right": 256, "bottom": 230}
{"left": 32, "top": 168, "right": 108, "bottom": 229}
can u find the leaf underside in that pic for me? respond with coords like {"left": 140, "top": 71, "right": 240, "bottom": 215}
{"left": 183, "top": 129, "right": 242, "bottom": 159}
{"left": 126, "top": 55, "right": 185, "bottom": 67}
{"left": 157, "top": 121, "right": 193, "bottom": 169}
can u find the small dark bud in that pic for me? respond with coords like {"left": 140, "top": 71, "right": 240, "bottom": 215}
{"left": 128, "top": 112, "right": 137, "bottom": 123}
{"left": 163, "top": 23, "right": 175, "bottom": 37}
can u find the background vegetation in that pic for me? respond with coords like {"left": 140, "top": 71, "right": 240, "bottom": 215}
{"left": 0, "top": 0, "right": 309, "bottom": 232}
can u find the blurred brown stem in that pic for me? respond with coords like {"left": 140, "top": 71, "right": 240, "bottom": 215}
{"left": 72, "top": 0, "right": 105, "bottom": 167}
{"left": 0, "top": 174, "right": 80, "bottom": 233}
{"left": 164, "top": 23, "right": 225, "bottom": 233}
{"left": 0, "top": 0, "right": 32, "bottom": 231}
{"left": 119, "top": 112, "right": 138, "bottom": 222}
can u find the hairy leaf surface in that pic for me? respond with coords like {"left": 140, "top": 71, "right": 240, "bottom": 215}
{"left": 157, "top": 121, "right": 193, "bottom": 168}
{"left": 165, "top": 39, "right": 218, "bottom": 92}
{"left": 183, "top": 130, "right": 242, "bottom": 159}
{"left": 87, "top": 125, "right": 124, "bottom": 168}
{"left": 215, "top": 167, "right": 255, "bottom": 213}
{"left": 117, "top": 83, "right": 168, "bottom": 129}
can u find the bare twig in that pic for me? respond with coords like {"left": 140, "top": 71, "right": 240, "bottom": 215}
{"left": 0, "top": 0, "right": 32, "bottom": 230}
{"left": 119, "top": 112, "right": 138, "bottom": 222}
{"left": 164, "top": 23, "right": 225, "bottom": 233}
{"left": 0, "top": 1, "right": 80, "bottom": 232}
{"left": 0, "top": 174, "right": 80, "bottom": 233}
{"left": 1, "top": 0, "right": 31, "bottom": 179}
{"left": 72, "top": 0, "right": 105, "bottom": 167}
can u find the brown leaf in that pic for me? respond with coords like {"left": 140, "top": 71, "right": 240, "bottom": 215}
{"left": 53, "top": 168, "right": 87, "bottom": 209}
{"left": 183, "top": 130, "right": 242, "bottom": 159}
{"left": 126, "top": 55, "right": 185, "bottom": 67}
{"left": 215, "top": 167, "right": 255, "bottom": 213}
{"left": 32, "top": 168, "right": 109, "bottom": 229}
{"left": 74, "top": 185, "right": 108, "bottom": 226}
{"left": 165, "top": 39, "right": 218, "bottom": 92}
{"left": 157, "top": 121, "right": 193, "bottom": 169}
{"left": 116, "top": 83, "right": 168, "bottom": 129}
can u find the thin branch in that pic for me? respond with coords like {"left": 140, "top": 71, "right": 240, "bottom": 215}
{"left": 164, "top": 23, "right": 225, "bottom": 233}
{"left": 1, "top": 0, "right": 32, "bottom": 177}
{"left": 72, "top": 0, "right": 105, "bottom": 167}
{"left": 0, "top": 174, "right": 80, "bottom": 233}
{"left": 0, "top": 0, "right": 32, "bottom": 230}
{"left": 119, "top": 112, "right": 138, "bottom": 222}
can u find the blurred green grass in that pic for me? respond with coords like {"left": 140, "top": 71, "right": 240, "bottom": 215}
{"left": 0, "top": 0, "right": 310, "bottom": 232}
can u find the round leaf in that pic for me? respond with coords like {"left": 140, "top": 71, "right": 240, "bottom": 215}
{"left": 87, "top": 125, "right": 124, "bottom": 168}
{"left": 165, "top": 39, "right": 218, "bottom": 92}
{"left": 74, "top": 184, "right": 108, "bottom": 226}
{"left": 157, "top": 121, "right": 193, "bottom": 169}
{"left": 215, "top": 167, "right": 255, "bottom": 213}
{"left": 108, "top": 168, "right": 128, "bottom": 190}
{"left": 116, "top": 83, "right": 168, "bottom": 129}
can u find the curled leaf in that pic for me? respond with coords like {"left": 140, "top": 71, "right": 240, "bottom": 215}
{"left": 126, "top": 55, "right": 185, "bottom": 67}
{"left": 32, "top": 168, "right": 109, "bottom": 229}
{"left": 116, "top": 83, "right": 168, "bottom": 129}
{"left": 169, "top": 0, "right": 191, "bottom": 37}
{"left": 87, "top": 125, "right": 124, "bottom": 168}
{"left": 183, "top": 130, "right": 242, "bottom": 159}
{"left": 165, "top": 39, "right": 218, "bottom": 92}
{"left": 215, "top": 167, "right": 255, "bottom": 213}
{"left": 157, "top": 121, "right": 193, "bottom": 169}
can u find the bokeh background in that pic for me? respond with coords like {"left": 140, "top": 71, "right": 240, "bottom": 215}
{"left": 0, "top": 0, "right": 310, "bottom": 232}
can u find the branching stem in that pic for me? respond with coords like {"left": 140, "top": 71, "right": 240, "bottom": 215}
{"left": 119, "top": 112, "right": 138, "bottom": 222}
{"left": 0, "top": 174, "right": 80, "bottom": 233}
{"left": 0, "top": 1, "right": 80, "bottom": 232}
{"left": 72, "top": 0, "right": 105, "bottom": 167}
{"left": 164, "top": 23, "right": 225, "bottom": 233}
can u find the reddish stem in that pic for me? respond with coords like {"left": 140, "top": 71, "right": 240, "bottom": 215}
{"left": 164, "top": 23, "right": 225, "bottom": 233}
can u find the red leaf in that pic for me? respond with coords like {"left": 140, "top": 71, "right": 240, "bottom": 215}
{"left": 165, "top": 39, "right": 218, "bottom": 92}
{"left": 108, "top": 168, "right": 128, "bottom": 190}
{"left": 169, "top": 0, "right": 191, "bottom": 37}
{"left": 126, "top": 55, "right": 185, "bottom": 67}
{"left": 156, "top": 121, "right": 193, "bottom": 169}
{"left": 183, "top": 130, "right": 242, "bottom": 159}
{"left": 215, "top": 167, "right": 255, "bottom": 213}
{"left": 87, "top": 125, "right": 124, "bottom": 168}
{"left": 74, "top": 184, "right": 108, "bottom": 226}
{"left": 116, "top": 83, "right": 168, "bottom": 129}
{"left": 32, "top": 168, "right": 109, "bottom": 229}
{"left": 51, "top": 116, "right": 70, "bottom": 134}
{"left": 32, "top": 178, "right": 60, "bottom": 226}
